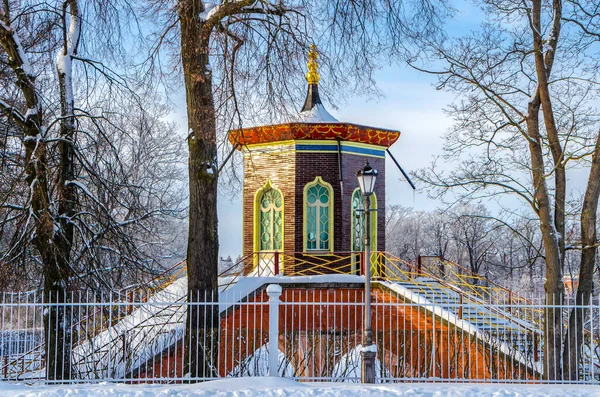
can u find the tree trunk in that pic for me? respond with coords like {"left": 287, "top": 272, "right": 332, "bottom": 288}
{"left": 526, "top": 90, "right": 564, "bottom": 380}
{"left": 532, "top": 0, "right": 565, "bottom": 273}
{"left": 44, "top": 0, "right": 82, "bottom": 380}
{"left": 0, "top": 19, "right": 73, "bottom": 381}
{"left": 178, "top": 0, "right": 219, "bottom": 380}
{"left": 529, "top": 0, "right": 565, "bottom": 380}
{"left": 562, "top": 131, "right": 600, "bottom": 380}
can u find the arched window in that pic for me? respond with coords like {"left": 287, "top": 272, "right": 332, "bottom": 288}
{"left": 304, "top": 177, "right": 334, "bottom": 251}
{"left": 255, "top": 182, "right": 283, "bottom": 252}
{"left": 351, "top": 188, "right": 377, "bottom": 253}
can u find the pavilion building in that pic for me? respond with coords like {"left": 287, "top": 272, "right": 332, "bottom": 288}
{"left": 228, "top": 46, "right": 400, "bottom": 274}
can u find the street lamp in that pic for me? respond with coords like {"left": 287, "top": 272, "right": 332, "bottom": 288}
{"left": 356, "top": 161, "right": 378, "bottom": 383}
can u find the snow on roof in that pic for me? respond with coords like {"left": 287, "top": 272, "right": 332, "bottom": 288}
{"left": 294, "top": 103, "right": 338, "bottom": 123}
{"left": 72, "top": 277, "right": 188, "bottom": 379}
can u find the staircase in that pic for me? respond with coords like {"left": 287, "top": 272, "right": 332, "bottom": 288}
{"left": 375, "top": 253, "right": 543, "bottom": 368}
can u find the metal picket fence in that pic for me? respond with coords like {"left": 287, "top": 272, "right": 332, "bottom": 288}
{"left": 0, "top": 286, "right": 598, "bottom": 384}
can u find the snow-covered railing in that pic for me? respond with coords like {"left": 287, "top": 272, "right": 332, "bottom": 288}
{"left": 0, "top": 286, "right": 598, "bottom": 384}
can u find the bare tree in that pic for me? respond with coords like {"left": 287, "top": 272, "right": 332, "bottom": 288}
{"left": 1, "top": 1, "right": 186, "bottom": 379}
{"left": 424, "top": 209, "right": 453, "bottom": 259}
{"left": 493, "top": 217, "right": 544, "bottom": 290}
{"left": 413, "top": 0, "right": 600, "bottom": 380}
{"left": 384, "top": 204, "right": 546, "bottom": 292}
{"left": 450, "top": 205, "right": 497, "bottom": 279}
{"left": 385, "top": 205, "right": 410, "bottom": 258}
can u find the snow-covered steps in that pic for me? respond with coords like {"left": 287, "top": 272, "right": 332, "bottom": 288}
{"left": 379, "top": 278, "right": 542, "bottom": 369}
{"left": 390, "top": 279, "right": 535, "bottom": 332}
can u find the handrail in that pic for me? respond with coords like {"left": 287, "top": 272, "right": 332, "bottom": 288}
{"left": 376, "top": 252, "right": 540, "bottom": 332}
{"left": 417, "top": 256, "right": 534, "bottom": 305}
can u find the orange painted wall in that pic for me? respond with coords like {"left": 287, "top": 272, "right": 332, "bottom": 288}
{"left": 138, "top": 287, "right": 536, "bottom": 381}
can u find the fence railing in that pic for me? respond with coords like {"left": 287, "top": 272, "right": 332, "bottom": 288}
{"left": 234, "top": 251, "right": 544, "bottom": 337}
{"left": 231, "top": 252, "right": 534, "bottom": 305}
{"left": 0, "top": 287, "right": 598, "bottom": 384}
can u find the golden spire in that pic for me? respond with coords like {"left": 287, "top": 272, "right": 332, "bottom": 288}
{"left": 305, "top": 44, "right": 320, "bottom": 85}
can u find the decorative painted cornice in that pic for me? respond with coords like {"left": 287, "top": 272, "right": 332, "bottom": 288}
{"left": 229, "top": 122, "right": 400, "bottom": 148}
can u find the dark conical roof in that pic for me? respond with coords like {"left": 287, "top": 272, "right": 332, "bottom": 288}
{"left": 296, "top": 45, "right": 337, "bottom": 122}
{"left": 301, "top": 83, "right": 322, "bottom": 112}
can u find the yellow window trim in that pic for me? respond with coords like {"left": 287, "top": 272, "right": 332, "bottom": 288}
{"left": 303, "top": 176, "right": 335, "bottom": 252}
{"left": 253, "top": 180, "right": 285, "bottom": 272}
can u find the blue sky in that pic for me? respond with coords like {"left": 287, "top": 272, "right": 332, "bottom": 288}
{"left": 174, "top": 0, "right": 587, "bottom": 260}
{"left": 210, "top": 1, "right": 491, "bottom": 259}
{"left": 215, "top": 63, "right": 454, "bottom": 259}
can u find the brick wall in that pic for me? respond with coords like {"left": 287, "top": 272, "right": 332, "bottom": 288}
{"left": 340, "top": 154, "right": 386, "bottom": 252}
{"left": 242, "top": 148, "right": 296, "bottom": 257}
{"left": 294, "top": 152, "right": 341, "bottom": 252}
{"left": 243, "top": 144, "right": 387, "bottom": 259}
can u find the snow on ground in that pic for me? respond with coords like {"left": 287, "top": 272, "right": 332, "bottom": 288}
{"left": 0, "top": 378, "right": 599, "bottom": 397}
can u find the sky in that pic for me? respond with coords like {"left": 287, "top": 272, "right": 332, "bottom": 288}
{"left": 155, "top": 1, "right": 494, "bottom": 260}
{"left": 214, "top": 64, "right": 455, "bottom": 260}
{"left": 165, "top": 0, "right": 595, "bottom": 261}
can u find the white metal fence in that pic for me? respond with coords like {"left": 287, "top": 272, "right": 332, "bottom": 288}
{"left": 0, "top": 287, "right": 598, "bottom": 384}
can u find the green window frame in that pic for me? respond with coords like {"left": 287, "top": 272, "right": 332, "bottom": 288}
{"left": 351, "top": 188, "right": 377, "bottom": 252}
{"left": 303, "top": 177, "right": 334, "bottom": 252}
{"left": 255, "top": 182, "right": 283, "bottom": 252}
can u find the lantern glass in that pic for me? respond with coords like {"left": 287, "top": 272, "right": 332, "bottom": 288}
{"left": 356, "top": 161, "right": 378, "bottom": 196}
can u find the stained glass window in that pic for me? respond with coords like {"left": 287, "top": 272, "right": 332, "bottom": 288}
{"left": 351, "top": 188, "right": 377, "bottom": 252}
{"left": 258, "top": 188, "right": 283, "bottom": 251}
{"left": 351, "top": 189, "right": 364, "bottom": 252}
{"left": 305, "top": 179, "right": 331, "bottom": 251}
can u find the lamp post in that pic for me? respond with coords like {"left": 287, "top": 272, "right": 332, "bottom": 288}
{"left": 356, "top": 161, "right": 378, "bottom": 383}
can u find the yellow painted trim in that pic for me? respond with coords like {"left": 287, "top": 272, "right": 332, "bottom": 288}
{"left": 340, "top": 141, "right": 383, "bottom": 150}
{"left": 243, "top": 150, "right": 296, "bottom": 158}
{"left": 243, "top": 140, "right": 385, "bottom": 158}
{"left": 245, "top": 148, "right": 384, "bottom": 159}
{"left": 294, "top": 140, "right": 384, "bottom": 151}
{"left": 297, "top": 149, "right": 384, "bottom": 158}
{"left": 253, "top": 180, "right": 285, "bottom": 272}
{"left": 339, "top": 151, "right": 385, "bottom": 159}
{"left": 241, "top": 183, "right": 245, "bottom": 255}
{"left": 303, "top": 176, "right": 335, "bottom": 252}
{"left": 292, "top": 140, "right": 336, "bottom": 146}
{"left": 246, "top": 139, "right": 384, "bottom": 150}
{"left": 245, "top": 140, "right": 296, "bottom": 150}
{"left": 371, "top": 191, "right": 378, "bottom": 253}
